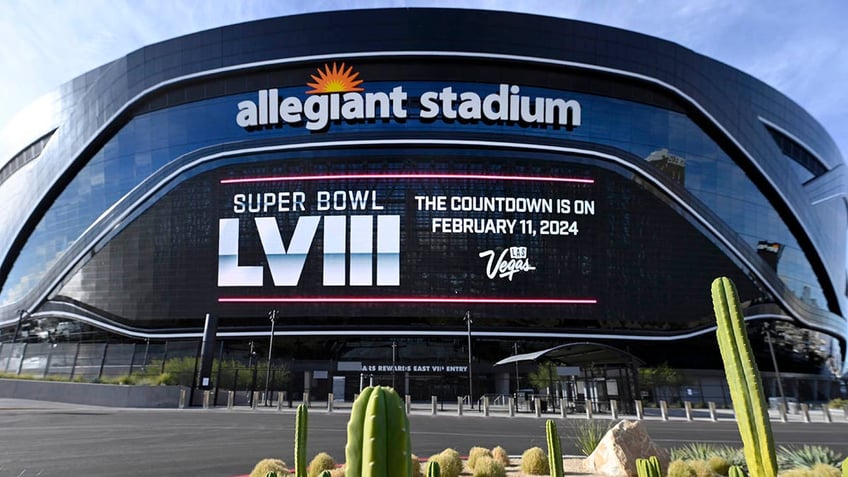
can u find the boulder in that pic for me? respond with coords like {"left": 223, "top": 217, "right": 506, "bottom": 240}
{"left": 583, "top": 420, "right": 668, "bottom": 477}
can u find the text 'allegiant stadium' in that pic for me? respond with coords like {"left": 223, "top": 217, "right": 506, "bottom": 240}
{"left": 235, "top": 84, "right": 582, "bottom": 132}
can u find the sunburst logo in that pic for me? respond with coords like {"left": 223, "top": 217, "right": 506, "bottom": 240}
{"left": 306, "top": 62, "right": 364, "bottom": 94}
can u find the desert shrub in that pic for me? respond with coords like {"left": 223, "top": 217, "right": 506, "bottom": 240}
{"left": 472, "top": 456, "right": 506, "bottom": 477}
{"left": 671, "top": 443, "right": 725, "bottom": 461}
{"left": 491, "top": 446, "right": 510, "bottom": 467}
{"left": 520, "top": 447, "right": 548, "bottom": 475}
{"left": 307, "top": 452, "right": 336, "bottom": 477}
{"left": 573, "top": 419, "right": 612, "bottom": 456}
{"left": 827, "top": 398, "right": 846, "bottom": 409}
{"left": 411, "top": 454, "right": 422, "bottom": 477}
{"left": 327, "top": 466, "right": 345, "bottom": 477}
{"left": 667, "top": 459, "right": 696, "bottom": 477}
{"left": 250, "top": 458, "right": 288, "bottom": 477}
{"left": 811, "top": 463, "right": 840, "bottom": 477}
{"left": 707, "top": 456, "right": 730, "bottom": 476}
{"left": 688, "top": 460, "right": 717, "bottom": 477}
{"left": 779, "top": 469, "right": 814, "bottom": 477}
{"left": 431, "top": 449, "right": 463, "bottom": 477}
{"left": 777, "top": 445, "right": 844, "bottom": 470}
{"left": 467, "top": 447, "right": 492, "bottom": 471}
{"left": 778, "top": 464, "right": 840, "bottom": 477}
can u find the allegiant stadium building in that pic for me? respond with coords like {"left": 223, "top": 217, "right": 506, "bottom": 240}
{"left": 1, "top": 9, "right": 846, "bottom": 403}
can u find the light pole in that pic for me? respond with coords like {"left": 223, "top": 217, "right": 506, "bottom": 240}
{"left": 264, "top": 310, "right": 278, "bottom": 406}
{"left": 464, "top": 311, "right": 473, "bottom": 408}
{"left": 513, "top": 342, "right": 520, "bottom": 396}
{"left": 763, "top": 322, "right": 787, "bottom": 412}
{"left": 12, "top": 309, "right": 27, "bottom": 343}
{"left": 391, "top": 340, "right": 397, "bottom": 388}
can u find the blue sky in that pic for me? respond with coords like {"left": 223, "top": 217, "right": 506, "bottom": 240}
{"left": 0, "top": 0, "right": 846, "bottom": 157}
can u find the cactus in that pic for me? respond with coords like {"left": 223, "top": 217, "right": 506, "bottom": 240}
{"left": 295, "top": 404, "right": 308, "bottom": 477}
{"left": 711, "top": 277, "right": 777, "bottom": 477}
{"left": 728, "top": 465, "right": 746, "bottom": 477}
{"left": 426, "top": 460, "right": 440, "bottom": 477}
{"left": 842, "top": 457, "right": 847, "bottom": 477}
{"left": 636, "top": 456, "right": 662, "bottom": 477}
{"left": 545, "top": 420, "right": 563, "bottom": 477}
{"left": 344, "top": 386, "right": 412, "bottom": 477}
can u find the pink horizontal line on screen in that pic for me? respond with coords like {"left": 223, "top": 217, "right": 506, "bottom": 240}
{"left": 220, "top": 173, "right": 594, "bottom": 185}
{"left": 218, "top": 297, "right": 597, "bottom": 304}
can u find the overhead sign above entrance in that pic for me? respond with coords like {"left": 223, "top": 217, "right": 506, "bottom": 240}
{"left": 235, "top": 62, "right": 582, "bottom": 132}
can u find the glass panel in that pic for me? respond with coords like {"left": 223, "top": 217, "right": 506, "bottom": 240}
{"left": 44, "top": 343, "right": 78, "bottom": 378}
{"left": 1, "top": 82, "right": 830, "bottom": 315}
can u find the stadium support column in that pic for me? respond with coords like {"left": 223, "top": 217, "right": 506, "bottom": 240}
{"left": 197, "top": 313, "right": 219, "bottom": 390}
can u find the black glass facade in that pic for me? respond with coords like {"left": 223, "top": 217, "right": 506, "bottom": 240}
{"left": 0, "top": 9, "right": 845, "bottom": 380}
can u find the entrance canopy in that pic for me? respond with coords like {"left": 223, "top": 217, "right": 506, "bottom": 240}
{"left": 494, "top": 342, "right": 645, "bottom": 367}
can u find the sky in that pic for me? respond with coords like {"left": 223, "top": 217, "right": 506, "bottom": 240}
{"left": 0, "top": 0, "right": 846, "bottom": 157}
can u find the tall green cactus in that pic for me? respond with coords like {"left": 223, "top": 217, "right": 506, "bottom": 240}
{"left": 295, "top": 403, "right": 308, "bottom": 477}
{"left": 728, "top": 465, "right": 746, "bottom": 477}
{"left": 545, "top": 419, "right": 563, "bottom": 477}
{"left": 841, "top": 456, "right": 847, "bottom": 477}
{"left": 426, "top": 460, "right": 440, "bottom": 477}
{"left": 345, "top": 385, "right": 412, "bottom": 477}
{"left": 711, "top": 277, "right": 777, "bottom": 477}
{"left": 636, "top": 456, "right": 662, "bottom": 477}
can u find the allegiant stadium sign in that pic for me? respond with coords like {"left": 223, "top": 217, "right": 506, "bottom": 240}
{"left": 236, "top": 62, "right": 582, "bottom": 132}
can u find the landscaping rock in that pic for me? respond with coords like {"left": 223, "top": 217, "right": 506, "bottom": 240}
{"left": 583, "top": 420, "right": 668, "bottom": 477}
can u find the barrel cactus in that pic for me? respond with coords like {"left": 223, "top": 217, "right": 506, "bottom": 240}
{"left": 345, "top": 386, "right": 412, "bottom": 477}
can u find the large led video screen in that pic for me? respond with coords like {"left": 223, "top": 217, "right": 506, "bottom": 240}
{"left": 58, "top": 150, "right": 757, "bottom": 333}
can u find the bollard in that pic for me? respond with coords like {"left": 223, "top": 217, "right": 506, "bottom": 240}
{"left": 277, "top": 392, "right": 285, "bottom": 411}
{"left": 822, "top": 404, "right": 832, "bottom": 423}
{"left": 405, "top": 395, "right": 411, "bottom": 415}
{"left": 534, "top": 397, "right": 542, "bottom": 418}
{"left": 635, "top": 399, "right": 644, "bottom": 420}
{"left": 779, "top": 402, "right": 788, "bottom": 423}
{"left": 227, "top": 390, "right": 234, "bottom": 410}
{"left": 843, "top": 405, "right": 848, "bottom": 422}
{"left": 203, "top": 390, "right": 211, "bottom": 409}
{"left": 483, "top": 396, "right": 490, "bottom": 416}
{"left": 801, "top": 403, "right": 810, "bottom": 423}
{"left": 431, "top": 396, "right": 438, "bottom": 415}
{"left": 659, "top": 400, "right": 669, "bottom": 421}
{"left": 610, "top": 400, "right": 618, "bottom": 420}
{"left": 252, "top": 391, "right": 260, "bottom": 410}
{"left": 457, "top": 396, "right": 464, "bottom": 416}
{"left": 508, "top": 396, "right": 516, "bottom": 417}
{"left": 585, "top": 401, "right": 593, "bottom": 420}
{"left": 327, "top": 393, "right": 334, "bottom": 413}
{"left": 560, "top": 398, "right": 567, "bottom": 419}
{"left": 303, "top": 391, "right": 311, "bottom": 408}
{"left": 178, "top": 388, "right": 187, "bottom": 409}
{"left": 684, "top": 401, "right": 693, "bottom": 421}
{"left": 708, "top": 401, "right": 717, "bottom": 421}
